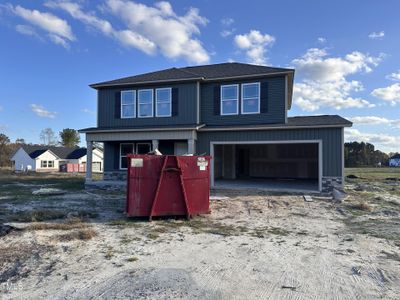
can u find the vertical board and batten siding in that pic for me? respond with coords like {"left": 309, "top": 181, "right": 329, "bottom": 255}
{"left": 97, "top": 82, "right": 198, "bottom": 127}
{"left": 197, "top": 127, "right": 343, "bottom": 177}
{"left": 200, "top": 76, "right": 286, "bottom": 126}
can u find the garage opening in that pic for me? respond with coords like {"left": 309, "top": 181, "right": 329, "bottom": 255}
{"left": 212, "top": 142, "right": 320, "bottom": 192}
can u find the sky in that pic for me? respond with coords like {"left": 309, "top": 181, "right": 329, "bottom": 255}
{"left": 0, "top": 0, "right": 399, "bottom": 153}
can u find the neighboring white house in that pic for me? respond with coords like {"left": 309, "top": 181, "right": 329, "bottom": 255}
{"left": 389, "top": 154, "right": 400, "bottom": 167}
{"left": 10, "top": 145, "right": 103, "bottom": 172}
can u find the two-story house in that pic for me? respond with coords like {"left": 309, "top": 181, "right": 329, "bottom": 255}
{"left": 80, "top": 62, "right": 352, "bottom": 193}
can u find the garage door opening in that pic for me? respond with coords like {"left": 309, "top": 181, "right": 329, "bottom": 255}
{"left": 211, "top": 141, "right": 321, "bottom": 192}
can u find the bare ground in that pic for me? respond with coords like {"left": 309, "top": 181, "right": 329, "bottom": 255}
{"left": 1, "top": 170, "right": 400, "bottom": 299}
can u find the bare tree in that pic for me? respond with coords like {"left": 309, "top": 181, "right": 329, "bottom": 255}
{"left": 40, "top": 128, "right": 57, "bottom": 145}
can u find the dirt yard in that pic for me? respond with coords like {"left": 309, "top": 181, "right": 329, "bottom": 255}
{"left": 1, "top": 168, "right": 400, "bottom": 299}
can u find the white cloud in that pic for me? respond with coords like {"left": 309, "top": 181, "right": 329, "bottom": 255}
{"left": 31, "top": 104, "right": 57, "bottom": 119}
{"left": 386, "top": 70, "right": 400, "bottom": 81}
{"left": 15, "top": 24, "right": 41, "bottom": 38}
{"left": 81, "top": 108, "right": 95, "bottom": 115}
{"left": 234, "top": 30, "right": 275, "bottom": 65}
{"left": 317, "top": 37, "right": 326, "bottom": 43}
{"left": 292, "top": 48, "right": 383, "bottom": 111}
{"left": 0, "top": 124, "right": 8, "bottom": 130}
{"left": 368, "top": 31, "right": 385, "bottom": 40}
{"left": 9, "top": 4, "right": 75, "bottom": 48}
{"left": 348, "top": 116, "right": 400, "bottom": 128}
{"left": 221, "top": 18, "right": 234, "bottom": 27}
{"left": 46, "top": 0, "right": 209, "bottom": 64}
{"left": 345, "top": 128, "right": 400, "bottom": 153}
{"left": 371, "top": 83, "right": 400, "bottom": 105}
{"left": 220, "top": 29, "right": 235, "bottom": 38}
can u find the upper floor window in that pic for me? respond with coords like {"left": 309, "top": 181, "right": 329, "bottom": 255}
{"left": 221, "top": 84, "right": 239, "bottom": 115}
{"left": 241, "top": 83, "right": 260, "bottom": 114}
{"left": 138, "top": 89, "right": 153, "bottom": 118}
{"left": 156, "top": 88, "right": 172, "bottom": 117}
{"left": 121, "top": 90, "right": 136, "bottom": 118}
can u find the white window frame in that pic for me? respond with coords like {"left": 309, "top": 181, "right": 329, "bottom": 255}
{"left": 241, "top": 82, "right": 260, "bottom": 115}
{"left": 119, "top": 143, "right": 134, "bottom": 170}
{"left": 48, "top": 160, "right": 54, "bottom": 168}
{"left": 41, "top": 160, "right": 47, "bottom": 168}
{"left": 155, "top": 88, "right": 172, "bottom": 117}
{"left": 138, "top": 89, "right": 153, "bottom": 118}
{"left": 220, "top": 84, "right": 239, "bottom": 116}
{"left": 121, "top": 90, "right": 136, "bottom": 119}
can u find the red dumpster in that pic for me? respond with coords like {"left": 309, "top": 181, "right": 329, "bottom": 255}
{"left": 126, "top": 155, "right": 211, "bottom": 220}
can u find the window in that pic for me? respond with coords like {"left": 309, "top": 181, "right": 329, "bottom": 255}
{"left": 120, "top": 143, "right": 134, "bottom": 169}
{"left": 138, "top": 89, "right": 153, "bottom": 118}
{"left": 221, "top": 84, "right": 238, "bottom": 115}
{"left": 121, "top": 90, "right": 136, "bottom": 118}
{"left": 136, "top": 143, "right": 152, "bottom": 154}
{"left": 156, "top": 88, "right": 172, "bottom": 117}
{"left": 40, "top": 160, "right": 54, "bottom": 168}
{"left": 241, "top": 83, "right": 260, "bottom": 114}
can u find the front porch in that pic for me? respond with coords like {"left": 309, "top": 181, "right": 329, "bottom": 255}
{"left": 80, "top": 125, "right": 201, "bottom": 183}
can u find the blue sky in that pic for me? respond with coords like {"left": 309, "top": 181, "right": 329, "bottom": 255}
{"left": 0, "top": 0, "right": 399, "bottom": 152}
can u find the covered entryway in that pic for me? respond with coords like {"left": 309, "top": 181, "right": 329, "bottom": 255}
{"left": 211, "top": 141, "right": 321, "bottom": 192}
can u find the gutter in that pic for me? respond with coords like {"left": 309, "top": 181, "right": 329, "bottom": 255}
{"left": 198, "top": 123, "right": 352, "bottom": 132}
{"left": 79, "top": 124, "right": 206, "bottom": 134}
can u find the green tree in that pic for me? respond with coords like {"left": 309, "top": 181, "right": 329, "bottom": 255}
{"left": 345, "top": 141, "right": 389, "bottom": 167}
{"left": 0, "top": 133, "right": 11, "bottom": 167}
{"left": 59, "top": 128, "right": 80, "bottom": 147}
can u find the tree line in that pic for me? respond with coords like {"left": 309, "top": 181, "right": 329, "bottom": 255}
{"left": 0, "top": 128, "right": 80, "bottom": 167}
{"left": 344, "top": 141, "right": 398, "bottom": 167}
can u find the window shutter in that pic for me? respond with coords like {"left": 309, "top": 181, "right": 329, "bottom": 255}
{"left": 260, "top": 82, "right": 268, "bottom": 113}
{"left": 115, "top": 91, "right": 121, "bottom": 118}
{"left": 213, "top": 85, "right": 220, "bottom": 115}
{"left": 172, "top": 88, "right": 179, "bottom": 116}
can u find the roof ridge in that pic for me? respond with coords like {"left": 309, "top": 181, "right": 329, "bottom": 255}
{"left": 172, "top": 67, "right": 203, "bottom": 78}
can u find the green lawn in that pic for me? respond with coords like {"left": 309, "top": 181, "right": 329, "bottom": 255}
{"left": 345, "top": 167, "right": 400, "bottom": 180}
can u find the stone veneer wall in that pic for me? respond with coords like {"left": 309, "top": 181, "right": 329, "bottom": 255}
{"left": 103, "top": 171, "right": 127, "bottom": 181}
{"left": 322, "top": 177, "right": 343, "bottom": 193}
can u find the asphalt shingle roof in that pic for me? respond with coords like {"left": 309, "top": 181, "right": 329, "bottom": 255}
{"left": 90, "top": 62, "right": 294, "bottom": 88}
{"left": 20, "top": 145, "right": 90, "bottom": 159}
{"left": 79, "top": 115, "right": 351, "bottom": 133}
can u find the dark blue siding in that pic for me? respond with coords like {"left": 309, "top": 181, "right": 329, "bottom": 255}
{"left": 200, "top": 76, "right": 286, "bottom": 126}
{"left": 98, "top": 82, "right": 197, "bottom": 127}
{"left": 197, "top": 128, "right": 343, "bottom": 177}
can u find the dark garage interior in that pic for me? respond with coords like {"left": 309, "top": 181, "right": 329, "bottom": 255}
{"left": 213, "top": 143, "right": 319, "bottom": 192}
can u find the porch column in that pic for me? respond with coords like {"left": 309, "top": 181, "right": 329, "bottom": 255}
{"left": 152, "top": 139, "right": 159, "bottom": 151}
{"left": 188, "top": 139, "right": 195, "bottom": 155}
{"left": 86, "top": 141, "right": 93, "bottom": 182}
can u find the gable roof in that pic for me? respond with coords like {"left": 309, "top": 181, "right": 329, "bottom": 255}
{"left": 90, "top": 62, "right": 294, "bottom": 88}
{"left": 17, "top": 145, "right": 91, "bottom": 159}
{"left": 390, "top": 153, "right": 400, "bottom": 159}
{"left": 90, "top": 62, "right": 295, "bottom": 109}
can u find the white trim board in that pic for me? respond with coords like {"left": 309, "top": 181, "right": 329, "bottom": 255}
{"left": 209, "top": 140, "right": 323, "bottom": 192}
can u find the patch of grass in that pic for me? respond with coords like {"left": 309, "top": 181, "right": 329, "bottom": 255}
{"left": 146, "top": 232, "right": 160, "bottom": 240}
{"left": 8, "top": 210, "right": 67, "bottom": 222}
{"left": 268, "top": 227, "right": 290, "bottom": 236}
{"left": 57, "top": 228, "right": 97, "bottom": 241}
{"left": 104, "top": 247, "right": 114, "bottom": 260}
{"left": 26, "top": 222, "right": 87, "bottom": 231}
{"left": 127, "top": 256, "right": 139, "bottom": 262}
{"left": 344, "top": 217, "right": 400, "bottom": 241}
{"left": 350, "top": 202, "right": 373, "bottom": 212}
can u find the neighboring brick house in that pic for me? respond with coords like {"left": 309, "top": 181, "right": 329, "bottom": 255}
{"left": 11, "top": 145, "right": 103, "bottom": 172}
{"left": 80, "top": 62, "right": 352, "bottom": 193}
